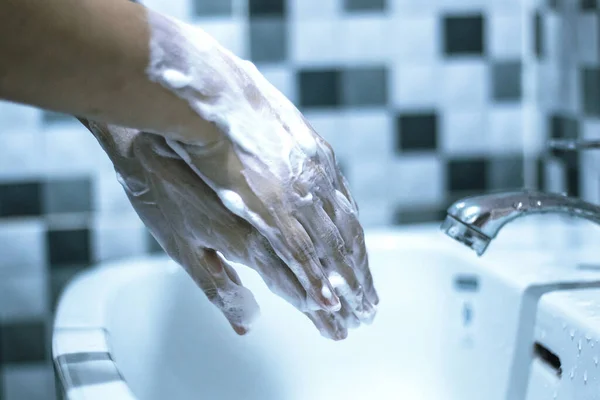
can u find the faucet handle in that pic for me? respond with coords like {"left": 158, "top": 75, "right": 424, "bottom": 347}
{"left": 548, "top": 139, "right": 600, "bottom": 151}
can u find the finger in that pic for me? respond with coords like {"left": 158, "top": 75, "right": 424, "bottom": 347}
{"left": 168, "top": 140, "right": 341, "bottom": 313}
{"left": 304, "top": 310, "right": 348, "bottom": 341}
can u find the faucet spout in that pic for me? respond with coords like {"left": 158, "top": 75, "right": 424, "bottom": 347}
{"left": 441, "top": 190, "right": 600, "bottom": 256}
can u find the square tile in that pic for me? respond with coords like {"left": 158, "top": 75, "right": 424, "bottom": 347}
{"left": 580, "top": 0, "right": 598, "bottom": 10}
{"left": 258, "top": 66, "right": 296, "bottom": 102}
{"left": 249, "top": 18, "right": 287, "bottom": 63}
{"left": 440, "top": 110, "right": 488, "bottom": 156}
{"left": 290, "top": 20, "right": 342, "bottom": 65}
{"left": 396, "top": 112, "right": 438, "bottom": 152}
{"left": 391, "top": 64, "right": 440, "bottom": 108}
{"left": 91, "top": 215, "right": 146, "bottom": 263}
{"left": 0, "top": 220, "right": 45, "bottom": 278}
{"left": 343, "top": 0, "right": 386, "bottom": 12}
{"left": 47, "top": 229, "right": 91, "bottom": 269}
{"left": 487, "top": 155, "right": 525, "bottom": 190}
{"left": 394, "top": 207, "right": 445, "bottom": 225}
{"left": 390, "top": 155, "right": 444, "bottom": 207}
{"left": 0, "top": 131, "right": 44, "bottom": 179}
{"left": 534, "top": 12, "right": 544, "bottom": 59}
{"left": 192, "top": 0, "right": 233, "bottom": 16}
{"left": 302, "top": 112, "right": 348, "bottom": 158}
{"left": 489, "top": 105, "right": 524, "bottom": 154}
{"left": 94, "top": 174, "right": 135, "bottom": 215}
{"left": 43, "top": 126, "right": 102, "bottom": 176}
{"left": 192, "top": 20, "right": 246, "bottom": 58}
{"left": 356, "top": 199, "right": 394, "bottom": 227}
{"left": 0, "top": 182, "right": 42, "bottom": 217}
{"left": 297, "top": 69, "right": 341, "bottom": 108}
{"left": 42, "top": 112, "right": 73, "bottom": 125}
{"left": 549, "top": 114, "right": 579, "bottom": 139}
{"left": 490, "top": 12, "right": 523, "bottom": 58}
{"left": 442, "top": 14, "right": 486, "bottom": 56}
{"left": 338, "top": 16, "right": 389, "bottom": 62}
{"left": 447, "top": 158, "right": 487, "bottom": 192}
{"left": 390, "top": 14, "right": 438, "bottom": 62}
{"left": 49, "top": 267, "right": 83, "bottom": 311}
{"left": 577, "top": 15, "right": 599, "bottom": 64}
{"left": 582, "top": 68, "right": 600, "bottom": 117}
{"left": 340, "top": 67, "right": 388, "bottom": 107}
{"left": 43, "top": 178, "right": 92, "bottom": 215}
{"left": 441, "top": 60, "right": 489, "bottom": 108}
{"left": 0, "top": 102, "right": 40, "bottom": 136}
{"left": 1, "top": 321, "right": 47, "bottom": 364}
{"left": 289, "top": 0, "right": 340, "bottom": 19}
{"left": 348, "top": 160, "right": 390, "bottom": 204}
{"left": 0, "top": 276, "right": 48, "bottom": 321}
{"left": 249, "top": 0, "right": 285, "bottom": 17}
{"left": 340, "top": 110, "right": 394, "bottom": 159}
{"left": 2, "top": 364, "right": 55, "bottom": 400}
{"left": 491, "top": 61, "right": 522, "bottom": 102}
{"left": 566, "top": 166, "right": 580, "bottom": 197}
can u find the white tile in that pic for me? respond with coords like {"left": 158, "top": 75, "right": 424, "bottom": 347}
{"left": 489, "top": 12, "right": 524, "bottom": 58}
{"left": 0, "top": 130, "right": 44, "bottom": 179}
{"left": 581, "top": 152, "right": 600, "bottom": 204}
{"left": 545, "top": 14, "right": 561, "bottom": 61}
{"left": 303, "top": 112, "right": 350, "bottom": 159}
{"left": 0, "top": 275, "right": 48, "bottom": 321}
{"left": 488, "top": 0, "right": 522, "bottom": 11}
{"left": 94, "top": 173, "right": 136, "bottom": 215}
{"left": 441, "top": 60, "right": 489, "bottom": 109}
{"left": 348, "top": 160, "right": 390, "bottom": 204}
{"left": 392, "top": 63, "right": 440, "bottom": 108}
{"left": 290, "top": 20, "right": 342, "bottom": 66}
{"left": 389, "top": 14, "right": 438, "bottom": 62}
{"left": 441, "top": 110, "right": 488, "bottom": 156}
{"left": 537, "top": 65, "right": 561, "bottom": 112}
{"left": 339, "top": 110, "right": 394, "bottom": 160}
{"left": 577, "top": 15, "right": 599, "bottom": 65}
{"left": 192, "top": 19, "right": 247, "bottom": 58}
{"left": 0, "top": 220, "right": 45, "bottom": 278}
{"left": 339, "top": 16, "right": 389, "bottom": 63}
{"left": 583, "top": 119, "right": 600, "bottom": 140}
{"left": 357, "top": 199, "right": 394, "bottom": 228}
{"left": 0, "top": 101, "right": 41, "bottom": 136}
{"left": 488, "top": 104, "right": 525, "bottom": 154}
{"left": 92, "top": 214, "right": 146, "bottom": 262}
{"left": 389, "top": 0, "right": 437, "bottom": 14}
{"left": 258, "top": 66, "right": 296, "bottom": 103}
{"left": 43, "top": 125, "right": 103, "bottom": 176}
{"left": 289, "top": 0, "right": 341, "bottom": 19}
{"left": 389, "top": 154, "right": 443, "bottom": 207}
{"left": 141, "top": 0, "right": 192, "bottom": 21}
{"left": 437, "top": 0, "right": 489, "bottom": 10}
{"left": 545, "top": 158, "right": 565, "bottom": 194}
{"left": 3, "top": 364, "right": 56, "bottom": 400}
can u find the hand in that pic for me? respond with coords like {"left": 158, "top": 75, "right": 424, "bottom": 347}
{"left": 82, "top": 121, "right": 375, "bottom": 339}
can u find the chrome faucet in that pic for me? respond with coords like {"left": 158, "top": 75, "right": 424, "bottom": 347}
{"left": 441, "top": 190, "right": 600, "bottom": 256}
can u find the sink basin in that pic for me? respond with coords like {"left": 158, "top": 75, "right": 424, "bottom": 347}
{"left": 52, "top": 221, "right": 600, "bottom": 400}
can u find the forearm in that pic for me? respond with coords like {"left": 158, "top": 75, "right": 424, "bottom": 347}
{"left": 0, "top": 0, "right": 215, "bottom": 141}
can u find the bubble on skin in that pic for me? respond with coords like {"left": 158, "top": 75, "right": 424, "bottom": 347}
{"left": 220, "top": 190, "right": 247, "bottom": 217}
{"left": 163, "top": 69, "right": 193, "bottom": 89}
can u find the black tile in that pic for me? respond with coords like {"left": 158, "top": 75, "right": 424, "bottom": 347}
{"left": 249, "top": 0, "right": 285, "bottom": 17}
{"left": 47, "top": 229, "right": 91, "bottom": 268}
{"left": 1, "top": 321, "right": 47, "bottom": 364}
{"left": 343, "top": 0, "right": 386, "bottom": 11}
{"left": 394, "top": 208, "right": 445, "bottom": 225}
{"left": 492, "top": 61, "right": 522, "bottom": 102}
{"left": 443, "top": 14, "right": 485, "bottom": 56}
{"left": 297, "top": 69, "right": 341, "bottom": 108}
{"left": 534, "top": 12, "right": 544, "bottom": 59}
{"left": 340, "top": 67, "right": 388, "bottom": 107}
{"left": 192, "top": 0, "right": 233, "bottom": 16}
{"left": 582, "top": 68, "right": 600, "bottom": 117}
{"left": 43, "top": 178, "right": 92, "bottom": 214}
{"left": 487, "top": 155, "right": 524, "bottom": 191}
{"left": 566, "top": 167, "right": 580, "bottom": 197}
{"left": 396, "top": 112, "right": 438, "bottom": 152}
{"left": 249, "top": 18, "right": 287, "bottom": 63}
{"left": 549, "top": 114, "right": 579, "bottom": 140}
{"left": 0, "top": 182, "right": 42, "bottom": 217}
{"left": 537, "top": 157, "right": 547, "bottom": 191}
{"left": 580, "top": 0, "right": 598, "bottom": 10}
{"left": 547, "top": 0, "right": 560, "bottom": 9}
{"left": 50, "top": 267, "right": 84, "bottom": 311}
{"left": 447, "top": 159, "right": 487, "bottom": 192}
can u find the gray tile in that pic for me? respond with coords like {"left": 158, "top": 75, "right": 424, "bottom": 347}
{"left": 582, "top": 68, "right": 600, "bottom": 117}
{"left": 298, "top": 69, "right": 341, "bottom": 108}
{"left": 447, "top": 158, "right": 487, "bottom": 192}
{"left": 43, "top": 178, "right": 92, "bottom": 214}
{"left": 0, "top": 182, "right": 42, "bottom": 217}
{"left": 1, "top": 322, "right": 48, "bottom": 364}
{"left": 249, "top": 18, "right": 287, "bottom": 63}
{"left": 487, "top": 155, "right": 524, "bottom": 191}
{"left": 249, "top": 0, "right": 285, "bottom": 17}
{"left": 146, "top": 231, "right": 165, "bottom": 254}
{"left": 394, "top": 207, "right": 445, "bottom": 225}
{"left": 42, "top": 112, "right": 72, "bottom": 125}
{"left": 192, "top": 0, "right": 233, "bottom": 16}
{"left": 340, "top": 67, "right": 388, "bottom": 107}
{"left": 343, "top": 0, "right": 386, "bottom": 11}
{"left": 491, "top": 61, "right": 522, "bottom": 102}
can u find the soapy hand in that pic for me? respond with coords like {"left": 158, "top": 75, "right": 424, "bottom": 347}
{"left": 82, "top": 121, "right": 376, "bottom": 340}
{"left": 79, "top": 10, "right": 378, "bottom": 340}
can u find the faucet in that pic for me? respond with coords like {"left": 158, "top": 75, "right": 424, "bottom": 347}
{"left": 441, "top": 190, "right": 600, "bottom": 256}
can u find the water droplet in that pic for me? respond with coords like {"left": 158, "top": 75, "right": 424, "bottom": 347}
{"left": 570, "top": 368, "right": 575, "bottom": 379}
{"left": 563, "top": 323, "right": 568, "bottom": 331}
{"left": 553, "top": 391, "right": 558, "bottom": 399}
{"left": 541, "top": 330, "right": 547, "bottom": 339}
{"left": 584, "top": 370, "right": 588, "bottom": 384}
{"left": 570, "top": 329, "right": 576, "bottom": 340}
{"left": 537, "top": 201, "right": 542, "bottom": 207}
{"left": 586, "top": 334, "right": 592, "bottom": 342}
{"left": 513, "top": 202, "right": 523, "bottom": 210}
{"left": 579, "top": 340, "right": 582, "bottom": 353}
{"left": 594, "top": 356, "right": 598, "bottom": 366}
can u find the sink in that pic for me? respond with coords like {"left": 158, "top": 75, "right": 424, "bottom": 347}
{"left": 52, "top": 220, "right": 600, "bottom": 400}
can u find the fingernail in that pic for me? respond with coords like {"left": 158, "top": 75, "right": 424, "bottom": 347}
{"left": 321, "top": 285, "right": 341, "bottom": 312}
{"left": 232, "top": 324, "right": 249, "bottom": 335}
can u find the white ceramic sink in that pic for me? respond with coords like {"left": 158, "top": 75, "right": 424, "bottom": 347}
{"left": 52, "top": 219, "right": 600, "bottom": 400}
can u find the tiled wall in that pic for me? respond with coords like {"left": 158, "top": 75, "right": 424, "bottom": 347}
{"left": 1, "top": 0, "right": 596, "bottom": 399}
